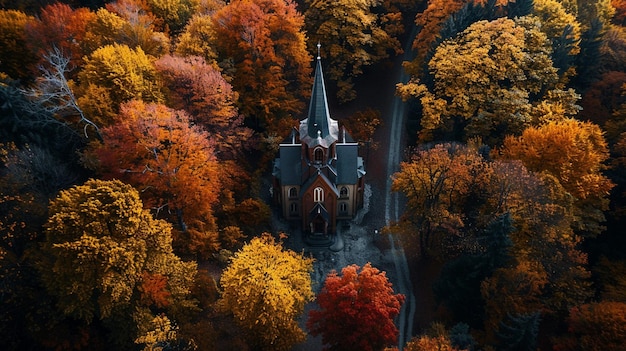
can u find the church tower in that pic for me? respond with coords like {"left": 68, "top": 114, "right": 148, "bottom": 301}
{"left": 272, "top": 45, "right": 366, "bottom": 246}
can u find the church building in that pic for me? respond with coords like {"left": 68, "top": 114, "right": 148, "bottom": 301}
{"left": 272, "top": 47, "right": 366, "bottom": 246}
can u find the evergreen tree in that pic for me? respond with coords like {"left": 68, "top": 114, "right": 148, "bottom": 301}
{"left": 433, "top": 213, "right": 515, "bottom": 328}
{"left": 449, "top": 323, "right": 477, "bottom": 351}
{"left": 571, "top": 19, "right": 604, "bottom": 91}
{"left": 506, "top": 0, "right": 534, "bottom": 19}
{"left": 551, "top": 24, "right": 578, "bottom": 74}
{"left": 497, "top": 312, "right": 541, "bottom": 351}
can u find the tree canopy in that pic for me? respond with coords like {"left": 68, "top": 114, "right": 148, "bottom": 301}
{"left": 219, "top": 234, "right": 314, "bottom": 350}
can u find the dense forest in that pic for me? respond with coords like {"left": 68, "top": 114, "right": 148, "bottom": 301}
{"left": 1, "top": 0, "right": 626, "bottom": 350}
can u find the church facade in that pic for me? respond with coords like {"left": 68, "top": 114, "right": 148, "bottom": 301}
{"left": 272, "top": 53, "right": 366, "bottom": 246}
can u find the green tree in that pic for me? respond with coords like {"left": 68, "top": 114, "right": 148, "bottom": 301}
{"left": 496, "top": 312, "right": 541, "bottom": 351}
{"left": 304, "top": 0, "right": 402, "bottom": 102}
{"left": 218, "top": 234, "right": 314, "bottom": 350}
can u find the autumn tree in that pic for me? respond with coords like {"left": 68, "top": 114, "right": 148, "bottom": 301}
{"left": 175, "top": 13, "right": 220, "bottom": 64}
{"left": 89, "top": 100, "right": 221, "bottom": 258}
{"left": 391, "top": 143, "right": 490, "bottom": 258}
{"left": 83, "top": 6, "right": 170, "bottom": 57}
{"left": 406, "top": 0, "right": 467, "bottom": 76}
{"left": 25, "top": 3, "right": 96, "bottom": 70}
{"left": 219, "top": 234, "right": 314, "bottom": 350}
{"left": 308, "top": 263, "right": 405, "bottom": 351}
{"left": 554, "top": 302, "right": 626, "bottom": 351}
{"left": 143, "top": 0, "right": 199, "bottom": 35}
{"left": 39, "top": 179, "right": 197, "bottom": 347}
{"left": 0, "top": 9, "right": 38, "bottom": 81}
{"left": 398, "top": 16, "right": 575, "bottom": 144}
{"left": 341, "top": 108, "right": 383, "bottom": 150}
{"left": 155, "top": 54, "right": 252, "bottom": 158}
{"left": 499, "top": 118, "right": 614, "bottom": 237}
{"left": 614, "top": 0, "right": 626, "bottom": 25}
{"left": 304, "top": 0, "right": 402, "bottom": 102}
{"left": 580, "top": 71, "right": 626, "bottom": 128}
{"left": 77, "top": 43, "right": 164, "bottom": 126}
{"left": 213, "top": 0, "right": 311, "bottom": 134}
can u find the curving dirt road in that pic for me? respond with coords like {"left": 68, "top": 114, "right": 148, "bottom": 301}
{"left": 383, "top": 26, "right": 418, "bottom": 349}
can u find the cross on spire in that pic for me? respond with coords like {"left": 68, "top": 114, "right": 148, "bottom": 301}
{"left": 317, "top": 42, "right": 321, "bottom": 60}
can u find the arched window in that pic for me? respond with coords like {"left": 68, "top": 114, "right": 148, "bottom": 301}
{"left": 314, "top": 147, "right": 324, "bottom": 163}
{"left": 314, "top": 187, "right": 324, "bottom": 203}
{"left": 290, "top": 202, "right": 298, "bottom": 214}
{"left": 289, "top": 187, "right": 298, "bottom": 198}
{"left": 339, "top": 202, "right": 348, "bottom": 214}
{"left": 340, "top": 186, "right": 348, "bottom": 198}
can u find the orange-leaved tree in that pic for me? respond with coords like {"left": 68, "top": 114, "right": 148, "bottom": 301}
{"left": 307, "top": 263, "right": 405, "bottom": 351}
{"left": 25, "top": 3, "right": 96, "bottom": 71}
{"left": 212, "top": 0, "right": 311, "bottom": 134}
{"left": 219, "top": 234, "right": 314, "bottom": 350}
{"left": 553, "top": 301, "right": 626, "bottom": 351}
{"left": 89, "top": 100, "right": 221, "bottom": 257}
{"left": 155, "top": 54, "right": 252, "bottom": 158}
{"left": 499, "top": 118, "right": 614, "bottom": 237}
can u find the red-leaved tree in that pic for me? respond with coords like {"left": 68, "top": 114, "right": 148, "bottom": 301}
{"left": 307, "top": 263, "right": 405, "bottom": 351}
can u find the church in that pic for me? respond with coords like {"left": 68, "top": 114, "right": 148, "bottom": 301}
{"left": 272, "top": 47, "right": 366, "bottom": 246}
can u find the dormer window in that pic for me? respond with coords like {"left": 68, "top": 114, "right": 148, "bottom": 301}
{"left": 289, "top": 187, "right": 298, "bottom": 198}
{"left": 314, "top": 187, "right": 324, "bottom": 203}
{"left": 314, "top": 147, "right": 324, "bottom": 163}
{"left": 340, "top": 186, "right": 348, "bottom": 198}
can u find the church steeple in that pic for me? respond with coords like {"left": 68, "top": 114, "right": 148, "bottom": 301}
{"left": 300, "top": 43, "right": 338, "bottom": 148}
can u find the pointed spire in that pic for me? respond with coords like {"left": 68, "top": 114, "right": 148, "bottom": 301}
{"left": 300, "top": 44, "right": 338, "bottom": 148}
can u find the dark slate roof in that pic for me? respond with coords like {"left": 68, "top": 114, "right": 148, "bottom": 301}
{"left": 300, "top": 57, "right": 338, "bottom": 148}
{"left": 310, "top": 202, "right": 330, "bottom": 222}
{"left": 277, "top": 144, "right": 302, "bottom": 185}
{"left": 336, "top": 142, "right": 359, "bottom": 184}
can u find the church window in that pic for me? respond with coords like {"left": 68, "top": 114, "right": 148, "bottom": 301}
{"left": 290, "top": 202, "right": 298, "bottom": 214}
{"left": 339, "top": 202, "right": 348, "bottom": 214}
{"left": 289, "top": 187, "right": 298, "bottom": 198}
{"left": 314, "top": 187, "right": 324, "bottom": 203}
{"left": 314, "top": 147, "right": 324, "bottom": 163}
{"left": 340, "top": 186, "right": 348, "bottom": 198}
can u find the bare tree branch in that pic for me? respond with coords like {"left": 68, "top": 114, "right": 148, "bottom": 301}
{"left": 21, "top": 46, "right": 101, "bottom": 139}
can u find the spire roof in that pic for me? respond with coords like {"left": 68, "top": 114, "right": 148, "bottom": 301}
{"left": 300, "top": 45, "right": 338, "bottom": 148}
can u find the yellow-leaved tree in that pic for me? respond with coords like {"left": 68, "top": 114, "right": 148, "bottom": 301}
{"left": 218, "top": 234, "right": 314, "bottom": 350}
{"left": 39, "top": 179, "right": 197, "bottom": 347}
{"left": 77, "top": 43, "right": 164, "bottom": 127}
{"left": 397, "top": 16, "right": 581, "bottom": 144}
